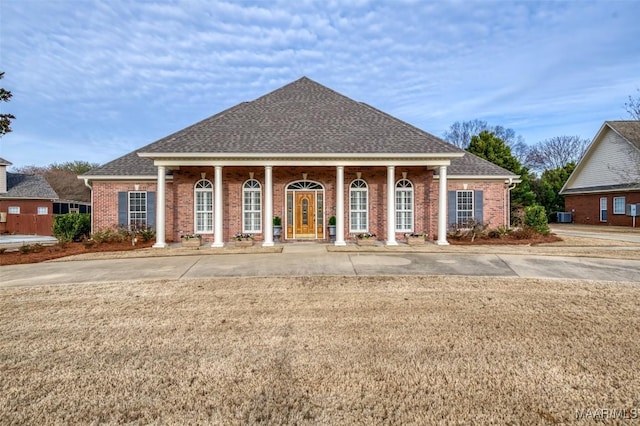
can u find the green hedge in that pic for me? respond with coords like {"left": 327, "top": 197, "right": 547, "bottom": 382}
{"left": 53, "top": 214, "right": 91, "bottom": 243}
{"left": 524, "top": 206, "right": 550, "bottom": 236}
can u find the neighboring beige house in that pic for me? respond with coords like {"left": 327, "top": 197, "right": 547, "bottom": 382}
{"left": 80, "top": 77, "right": 518, "bottom": 247}
{"left": 561, "top": 121, "right": 640, "bottom": 226}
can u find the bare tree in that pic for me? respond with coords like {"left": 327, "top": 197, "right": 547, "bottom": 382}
{"left": 527, "top": 136, "right": 590, "bottom": 172}
{"left": 443, "top": 119, "right": 530, "bottom": 165}
{"left": 625, "top": 88, "right": 640, "bottom": 120}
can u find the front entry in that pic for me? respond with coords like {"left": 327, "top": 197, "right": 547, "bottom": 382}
{"left": 295, "top": 192, "right": 316, "bottom": 238}
{"left": 286, "top": 181, "right": 325, "bottom": 240}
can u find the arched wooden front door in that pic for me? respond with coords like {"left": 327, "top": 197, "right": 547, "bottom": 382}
{"left": 286, "top": 181, "right": 325, "bottom": 240}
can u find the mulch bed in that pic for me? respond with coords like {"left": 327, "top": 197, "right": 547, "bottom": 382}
{"left": 447, "top": 233, "right": 562, "bottom": 245}
{"left": 0, "top": 241, "right": 155, "bottom": 266}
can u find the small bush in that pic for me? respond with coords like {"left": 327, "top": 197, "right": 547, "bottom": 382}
{"left": 488, "top": 226, "right": 511, "bottom": 239}
{"left": 53, "top": 214, "right": 91, "bottom": 243}
{"left": 0, "top": 248, "right": 6, "bottom": 254}
{"left": 448, "top": 219, "right": 488, "bottom": 242}
{"left": 19, "top": 245, "right": 32, "bottom": 254}
{"left": 91, "top": 228, "right": 114, "bottom": 243}
{"left": 137, "top": 227, "right": 156, "bottom": 242}
{"left": 30, "top": 243, "right": 44, "bottom": 253}
{"left": 524, "top": 206, "right": 550, "bottom": 236}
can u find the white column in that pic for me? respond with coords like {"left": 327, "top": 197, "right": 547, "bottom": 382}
{"left": 386, "top": 166, "right": 398, "bottom": 245}
{"left": 335, "top": 166, "right": 346, "bottom": 246}
{"left": 436, "top": 165, "right": 450, "bottom": 245}
{"left": 212, "top": 166, "right": 224, "bottom": 247}
{"left": 263, "top": 166, "right": 274, "bottom": 247}
{"left": 153, "top": 166, "right": 168, "bottom": 248}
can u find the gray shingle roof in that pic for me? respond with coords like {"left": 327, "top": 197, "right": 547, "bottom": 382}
{"left": 0, "top": 173, "right": 59, "bottom": 199}
{"left": 607, "top": 120, "right": 640, "bottom": 151}
{"left": 84, "top": 77, "right": 515, "bottom": 179}
{"left": 442, "top": 153, "right": 519, "bottom": 177}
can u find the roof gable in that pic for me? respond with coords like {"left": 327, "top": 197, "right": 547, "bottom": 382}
{"left": 84, "top": 77, "right": 514, "bottom": 179}
{"left": 561, "top": 121, "right": 640, "bottom": 194}
{"left": 140, "top": 77, "right": 461, "bottom": 155}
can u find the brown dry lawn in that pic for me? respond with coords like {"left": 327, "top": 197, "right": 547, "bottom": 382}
{"left": 1, "top": 276, "right": 639, "bottom": 425}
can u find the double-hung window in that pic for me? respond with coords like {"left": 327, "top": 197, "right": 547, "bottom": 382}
{"left": 613, "top": 197, "right": 626, "bottom": 215}
{"left": 243, "top": 179, "right": 262, "bottom": 233}
{"left": 349, "top": 179, "right": 368, "bottom": 232}
{"left": 129, "top": 191, "right": 147, "bottom": 228}
{"left": 194, "top": 180, "right": 213, "bottom": 233}
{"left": 395, "top": 179, "right": 413, "bottom": 232}
{"left": 456, "top": 190, "right": 474, "bottom": 226}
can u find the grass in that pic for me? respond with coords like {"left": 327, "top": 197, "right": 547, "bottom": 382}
{"left": 1, "top": 276, "right": 639, "bottom": 424}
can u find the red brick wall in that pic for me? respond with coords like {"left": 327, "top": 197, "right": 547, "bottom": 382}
{"left": 92, "top": 181, "right": 175, "bottom": 241}
{"left": 430, "top": 180, "right": 509, "bottom": 240}
{"left": 92, "top": 167, "right": 511, "bottom": 243}
{"left": 565, "top": 192, "right": 640, "bottom": 226}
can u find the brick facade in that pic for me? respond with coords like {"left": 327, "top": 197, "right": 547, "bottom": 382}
{"left": 565, "top": 191, "right": 640, "bottom": 226}
{"left": 92, "top": 166, "right": 509, "bottom": 243}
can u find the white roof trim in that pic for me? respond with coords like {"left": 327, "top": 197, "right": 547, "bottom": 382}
{"left": 78, "top": 175, "right": 174, "bottom": 181}
{"left": 138, "top": 152, "right": 465, "bottom": 160}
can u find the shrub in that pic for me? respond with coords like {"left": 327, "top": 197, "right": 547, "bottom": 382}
{"left": 488, "top": 226, "right": 511, "bottom": 239}
{"left": 91, "top": 228, "right": 114, "bottom": 243}
{"left": 52, "top": 214, "right": 91, "bottom": 243}
{"left": 524, "top": 206, "right": 550, "bottom": 236}
{"left": 137, "top": 227, "right": 156, "bottom": 242}
{"left": 19, "top": 245, "right": 32, "bottom": 254}
{"left": 448, "top": 219, "right": 488, "bottom": 242}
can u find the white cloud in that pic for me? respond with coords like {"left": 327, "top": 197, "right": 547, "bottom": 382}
{"left": 1, "top": 0, "right": 639, "bottom": 167}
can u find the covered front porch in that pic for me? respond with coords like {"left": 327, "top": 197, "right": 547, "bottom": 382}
{"left": 143, "top": 154, "right": 460, "bottom": 249}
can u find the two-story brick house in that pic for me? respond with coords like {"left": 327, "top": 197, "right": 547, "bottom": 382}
{"left": 80, "top": 77, "right": 518, "bottom": 247}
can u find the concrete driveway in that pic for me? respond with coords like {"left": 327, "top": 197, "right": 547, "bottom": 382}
{"left": 551, "top": 224, "right": 640, "bottom": 244}
{"left": 1, "top": 244, "right": 639, "bottom": 287}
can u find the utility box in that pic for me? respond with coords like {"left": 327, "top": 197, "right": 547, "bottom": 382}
{"left": 627, "top": 203, "right": 639, "bottom": 217}
{"left": 556, "top": 212, "right": 573, "bottom": 223}
{"left": 0, "top": 212, "right": 6, "bottom": 223}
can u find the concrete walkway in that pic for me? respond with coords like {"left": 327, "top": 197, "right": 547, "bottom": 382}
{"left": 1, "top": 243, "right": 639, "bottom": 287}
{"left": 551, "top": 224, "right": 640, "bottom": 244}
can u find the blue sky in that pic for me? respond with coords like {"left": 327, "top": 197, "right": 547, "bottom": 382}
{"left": 1, "top": 0, "right": 639, "bottom": 169}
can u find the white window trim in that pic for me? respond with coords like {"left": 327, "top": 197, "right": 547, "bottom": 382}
{"left": 8, "top": 206, "right": 20, "bottom": 214}
{"left": 194, "top": 179, "right": 214, "bottom": 234}
{"left": 242, "top": 179, "right": 262, "bottom": 233}
{"left": 456, "top": 190, "right": 474, "bottom": 226}
{"left": 599, "top": 197, "right": 607, "bottom": 222}
{"left": 395, "top": 179, "right": 414, "bottom": 232}
{"left": 128, "top": 191, "right": 147, "bottom": 228}
{"left": 37, "top": 206, "right": 49, "bottom": 215}
{"left": 613, "top": 196, "right": 626, "bottom": 215}
{"left": 349, "top": 179, "right": 368, "bottom": 233}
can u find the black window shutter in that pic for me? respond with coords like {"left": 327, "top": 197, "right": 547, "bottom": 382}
{"left": 118, "top": 192, "right": 128, "bottom": 227}
{"left": 147, "top": 191, "right": 156, "bottom": 229}
{"left": 448, "top": 191, "right": 456, "bottom": 226}
{"left": 474, "top": 190, "right": 484, "bottom": 223}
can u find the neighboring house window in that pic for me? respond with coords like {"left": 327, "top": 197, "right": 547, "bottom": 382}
{"left": 350, "top": 179, "right": 368, "bottom": 232}
{"left": 600, "top": 197, "right": 608, "bottom": 222}
{"left": 243, "top": 179, "right": 262, "bottom": 233}
{"left": 456, "top": 190, "right": 474, "bottom": 225}
{"left": 8, "top": 206, "right": 20, "bottom": 214}
{"left": 37, "top": 207, "right": 48, "bottom": 215}
{"left": 395, "top": 179, "right": 413, "bottom": 232}
{"left": 195, "top": 179, "right": 213, "bottom": 233}
{"left": 129, "top": 191, "right": 147, "bottom": 227}
{"left": 613, "top": 197, "right": 626, "bottom": 215}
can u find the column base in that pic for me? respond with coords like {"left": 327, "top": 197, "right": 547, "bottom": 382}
{"left": 334, "top": 241, "right": 347, "bottom": 246}
{"left": 435, "top": 240, "right": 450, "bottom": 246}
{"left": 152, "top": 242, "right": 168, "bottom": 248}
{"left": 262, "top": 242, "right": 275, "bottom": 247}
{"left": 385, "top": 241, "right": 399, "bottom": 246}
{"left": 211, "top": 242, "right": 225, "bottom": 248}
